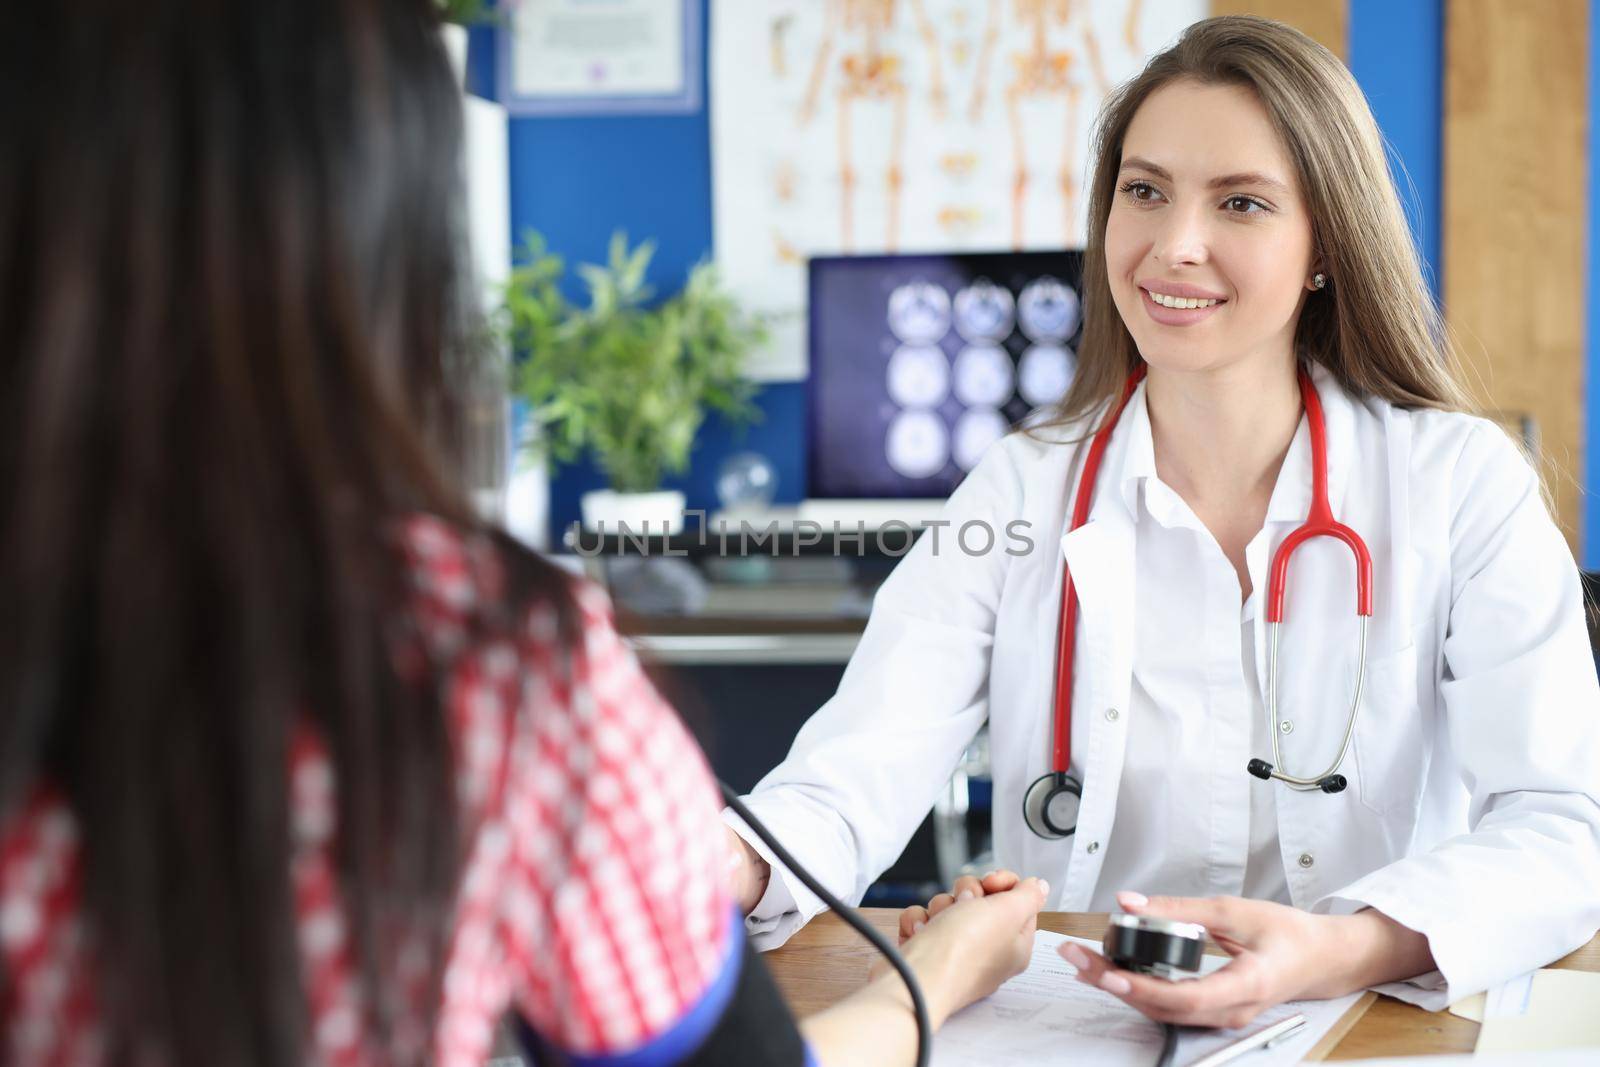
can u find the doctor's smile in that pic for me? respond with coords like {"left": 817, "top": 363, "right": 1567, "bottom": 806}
{"left": 1138, "top": 282, "right": 1229, "bottom": 325}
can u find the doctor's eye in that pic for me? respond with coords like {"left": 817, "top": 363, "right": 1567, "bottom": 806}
{"left": 1118, "top": 180, "right": 1163, "bottom": 204}
{"left": 1223, "top": 195, "right": 1270, "bottom": 216}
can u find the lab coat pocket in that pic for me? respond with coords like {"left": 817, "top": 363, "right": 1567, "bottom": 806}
{"left": 1351, "top": 644, "right": 1424, "bottom": 818}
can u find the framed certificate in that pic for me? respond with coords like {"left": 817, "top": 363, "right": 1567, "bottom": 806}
{"left": 498, "top": 0, "right": 700, "bottom": 116}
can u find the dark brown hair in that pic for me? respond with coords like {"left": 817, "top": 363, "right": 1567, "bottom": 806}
{"left": 0, "top": 1, "right": 572, "bottom": 1062}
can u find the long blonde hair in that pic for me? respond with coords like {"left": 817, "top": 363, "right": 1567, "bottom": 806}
{"left": 1046, "top": 14, "right": 1472, "bottom": 431}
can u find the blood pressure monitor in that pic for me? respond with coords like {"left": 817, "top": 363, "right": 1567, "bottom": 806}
{"left": 1102, "top": 914, "right": 1208, "bottom": 980}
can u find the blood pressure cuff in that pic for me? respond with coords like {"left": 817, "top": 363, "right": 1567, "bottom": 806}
{"left": 514, "top": 925, "right": 815, "bottom": 1067}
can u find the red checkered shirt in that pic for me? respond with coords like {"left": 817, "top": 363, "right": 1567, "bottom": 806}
{"left": 0, "top": 516, "right": 736, "bottom": 1066}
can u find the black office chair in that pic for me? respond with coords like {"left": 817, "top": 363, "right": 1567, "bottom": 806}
{"left": 1580, "top": 572, "right": 1600, "bottom": 676}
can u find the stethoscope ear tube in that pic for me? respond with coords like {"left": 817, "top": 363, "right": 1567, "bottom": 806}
{"left": 1247, "top": 758, "right": 1348, "bottom": 794}
{"left": 1261, "top": 611, "right": 1368, "bottom": 791}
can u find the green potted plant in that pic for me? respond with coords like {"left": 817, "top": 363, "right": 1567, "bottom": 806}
{"left": 437, "top": 0, "right": 492, "bottom": 22}
{"left": 503, "top": 231, "right": 766, "bottom": 534}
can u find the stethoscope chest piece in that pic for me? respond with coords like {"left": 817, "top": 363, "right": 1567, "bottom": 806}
{"left": 1022, "top": 770, "right": 1082, "bottom": 839}
{"left": 1102, "top": 913, "right": 1207, "bottom": 979}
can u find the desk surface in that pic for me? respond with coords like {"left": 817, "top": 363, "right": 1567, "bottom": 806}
{"left": 765, "top": 909, "right": 1600, "bottom": 1061}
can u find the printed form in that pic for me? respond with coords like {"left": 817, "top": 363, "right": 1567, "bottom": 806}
{"left": 931, "top": 931, "right": 1364, "bottom": 1067}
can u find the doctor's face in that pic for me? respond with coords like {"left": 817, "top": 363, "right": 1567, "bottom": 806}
{"left": 1103, "top": 78, "right": 1318, "bottom": 378}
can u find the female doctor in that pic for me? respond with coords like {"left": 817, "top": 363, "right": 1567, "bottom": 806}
{"left": 723, "top": 15, "right": 1600, "bottom": 1029}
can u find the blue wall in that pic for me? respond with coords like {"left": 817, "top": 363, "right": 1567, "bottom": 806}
{"left": 1349, "top": 0, "right": 1443, "bottom": 300}
{"left": 487, "top": 1, "right": 1452, "bottom": 549}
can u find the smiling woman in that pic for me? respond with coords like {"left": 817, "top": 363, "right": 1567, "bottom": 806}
{"left": 726, "top": 11, "right": 1600, "bottom": 1043}
{"left": 1111, "top": 82, "right": 1315, "bottom": 363}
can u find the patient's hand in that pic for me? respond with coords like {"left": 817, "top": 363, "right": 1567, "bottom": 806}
{"left": 874, "top": 871, "right": 1048, "bottom": 1027}
{"left": 800, "top": 874, "right": 1049, "bottom": 1063}
{"left": 722, "top": 825, "right": 772, "bottom": 916}
{"left": 897, "top": 869, "right": 1029, "bottom": 945}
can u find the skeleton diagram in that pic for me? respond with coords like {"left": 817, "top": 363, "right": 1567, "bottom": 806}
{"left": 800, "top": 0, "right": 944, "bottom": 253}
{"left": 970, "top": 0, "right": 1118, "bottom": 249}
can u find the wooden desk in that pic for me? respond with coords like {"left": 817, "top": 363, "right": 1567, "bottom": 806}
{"left": 766, "top": 910, "right": 1600, "bottom": 1060}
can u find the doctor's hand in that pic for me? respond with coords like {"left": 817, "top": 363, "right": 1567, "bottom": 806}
{"left": 875, "top": 873, "right": 1049, "bottom": 1027}
{"left": 1059, "top": 892, "right": 1436, "bottom": 1030}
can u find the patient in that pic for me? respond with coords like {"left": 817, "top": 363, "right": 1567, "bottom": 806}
{"left": 0, "top": 2, "right": 1043, "bottom": 1065}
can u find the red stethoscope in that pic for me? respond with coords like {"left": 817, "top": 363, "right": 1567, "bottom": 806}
{"left": 1022, "top": 362, "right": 1375, "bottom": 840}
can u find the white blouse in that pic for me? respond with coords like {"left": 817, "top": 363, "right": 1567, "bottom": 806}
{"left": 1096, "top": 449, "right": 1292, "bottom": 904}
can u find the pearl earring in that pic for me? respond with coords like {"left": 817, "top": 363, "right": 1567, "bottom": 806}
{"left": 1312, "top": 273, "right": 1327, "bottom": 290}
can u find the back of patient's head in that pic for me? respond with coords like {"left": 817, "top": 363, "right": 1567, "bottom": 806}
{"left": 0, "top": 3, "right": 569, "bottom": 1063}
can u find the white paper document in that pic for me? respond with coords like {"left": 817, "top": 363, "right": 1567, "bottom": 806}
{"left": 1483, "top": 970, "right": 1535, "bottom": 1018}
{"left": 1475, "top": 968, "right": 1600, "bottom": 1054}
{"left": 931, "top": 932, "right": 1364, "bottom": 1067}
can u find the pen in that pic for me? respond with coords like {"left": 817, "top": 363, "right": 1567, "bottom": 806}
{"left": 1183, "top": 1013, "right": 1308, "bottom": 1067}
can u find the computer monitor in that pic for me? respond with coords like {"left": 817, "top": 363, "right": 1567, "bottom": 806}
{"left": 807, "top": 250, "right": 1086, "bottom": 500}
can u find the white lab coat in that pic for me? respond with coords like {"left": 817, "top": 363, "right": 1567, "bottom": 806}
{"left": 728, "top": 362, "right": 1600, "bottom": 1009}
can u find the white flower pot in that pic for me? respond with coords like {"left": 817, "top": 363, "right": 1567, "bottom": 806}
{"left": 440, "top": 24, "right": 469, "bottom": 89}
{"left": 581, "top": 489, "right": 687, "bottom": 536}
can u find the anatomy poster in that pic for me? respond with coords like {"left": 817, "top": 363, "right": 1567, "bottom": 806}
{"left": 711, "top": 0, "right": 1206, "bottom": 380}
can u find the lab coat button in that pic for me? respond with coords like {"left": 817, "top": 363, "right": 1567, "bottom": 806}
{"left": 1087, "top": 841, "right": 1100, "bottom": 854}
{"left": 1298, "top": 852, "right": 1315, "bottom": 868}
{"left": 1105, "top": 707, "right": 1120, "bottom": 722}
{"left": 1280, "top": 721, "right": 1294, "bottom": 734}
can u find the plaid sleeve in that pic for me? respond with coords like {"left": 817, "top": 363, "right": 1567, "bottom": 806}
{"left": 499, "top": 580, "right": 739, "bottom": 1063}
